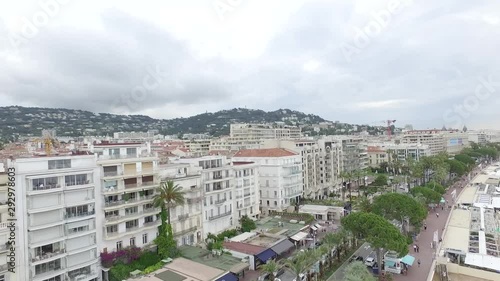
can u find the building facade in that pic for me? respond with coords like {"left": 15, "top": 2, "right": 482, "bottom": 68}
{"left": 92, "top": 142, "right": 161, "bottom": 256}
{"left": 233, "top": 149, "right": 302, "bottom": 215}
{"left": 367, "top": 143, "right": 431, "bottom": 168}
{"left": 174, "top": 156, "right": 235, "bottom": 238}
{"left": 0, "top": 172, "right": 14, "bottom": 281}
{"left": 11, "top": 154, "right": 100, "bottom": 281}
{"left": 158, "top": 164, "right": 204, "bottom": 246}
{"left": 231, "top": 162, "right": 260, "bottom": 222}
{"left": 230, "top": 124, "right": 302, "bottom": 141}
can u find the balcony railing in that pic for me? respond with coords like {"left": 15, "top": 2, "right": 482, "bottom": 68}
{"left": 103, "top": 171, "right": 122, "bottom": 177}
{"left": 98, "top": 152, "right": 155, "bottom": 160}
{"left": 125, "top": 181, "right": 156, "bottom": 189}
{"left": 35, "top": 265, "right": 62, "bottom": 276}
{"left": 66, "top": 227, "right": 93, "bottom": 236}
{"left": 126, "top": 226, "right": 139, "bottom": 233}
{"left": 32, "top": 249, "right": 66, "bottom": 262}
{"left": 104, "top": 195, "right": 155, "bottom": 207}
{"left": 178, "top": 214, "right": 189, "bottom": 221}
{"left": 143, "top": 207, "right": 160, "bottom": 214}
{"left": 143, "top": 220, "right": 161, "bottom": 227}
{"left": 65, "top": 180, "right": 91, "bottom": 187}
{"left": 208, "top": 211, "right": 232, "bottom": 221}
{"left": 68, "top": 270, "right": 96, "bottom": 281}
{"left": 174, "top": 226, "right": 197, "bottom": 236}
{"left": 213, "top": 175, "right": 223, "bottom": 180}
{"left": 186, "top": 197, "right": 202, "bottom": 204}
{"left": 32, "top": 183, "right": 61, "bottom": 191}
{"left": 214, "top": 198, "right": 226, "bottom": 204}
{"left": 65, "top": 210, "right": 95, "bottom": 219}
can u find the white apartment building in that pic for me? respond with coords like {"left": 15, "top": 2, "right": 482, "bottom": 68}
{"left": 231, "top": 161, "right": 260, "bottom": 221}
{"left": 367, "top": 143, "right": 431, "bottom": 168}
{"left": 230, "top": 124, "right": 302, "bottom": 141}
{"left": 209, "top": 136, "right": 262, "bottom": 152}
{"left": 0, "top": 172, "right": 14, "bottom": 281}
{"left": 331, "top": 136, "right": 368, "bottom": 173}
{"left": 400, "top": 130, "right": 469, "bottom": 155}
{"left": 157, "top": 164, "right": 204, "bottom": 246}
{"left": 174, "top": 156, "right": 235, "bottom": 238}
{"left": 92, "top": 142, "right": 161, "bottom": 257}
{"left": 233, "top": 149, "right": 302, "bottom": 215}
{"left": 11, "top": 154, "right": 100, "bottom": 281}
{"left": 468, "top": 131, "right": 488, "bottom": 145}
{"left": 261, "top": 139, "right": 341, "bottom": 200}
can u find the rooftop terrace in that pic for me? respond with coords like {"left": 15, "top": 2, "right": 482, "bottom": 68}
{"left": 179, "top": 245, "right": 248, "bottom": 273}
{"left": 255, "top": 216, "right": 307, "bottom": 236}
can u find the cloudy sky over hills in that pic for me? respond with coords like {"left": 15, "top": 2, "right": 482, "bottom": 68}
{"left": 0, "top": 0, "right": 499, "bottom": 129}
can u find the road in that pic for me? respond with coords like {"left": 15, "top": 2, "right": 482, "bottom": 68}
{"left": 326, "top": 242, "right": 375, "bottom": 281}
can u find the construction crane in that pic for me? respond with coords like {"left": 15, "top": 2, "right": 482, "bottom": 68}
{"left": 32, "top": 136, "right": 59, "bottom": 156}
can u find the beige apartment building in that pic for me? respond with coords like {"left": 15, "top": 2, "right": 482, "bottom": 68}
{"left": 184, "top": 139, "right": 211, "bottom": 156}
{"left": 230, "top": 123, "right": 302, "bottom": 141}
{"left": 400, "top": 129, "right": 469, "bottom": 156}
{"left": 158, "top": 163, "right": 204, "bottom": 246}
{"left": 92, "top": 142, "right": 162, "bottom": 256}
{"left": 367, "top": 143, "right": 431, "bottom": 168}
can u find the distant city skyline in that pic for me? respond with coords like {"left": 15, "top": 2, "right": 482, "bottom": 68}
{"left": 1, "top": 0, "right": 499, "bottom": 130}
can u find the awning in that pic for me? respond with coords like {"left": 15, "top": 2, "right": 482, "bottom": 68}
{"left": 290, "top": 232, "right": 308, "bottom": 241}
{"left": 256, "top": 249, "right": 277, "bottom": 263}
{"left": 385, "top": 260, "right": 396, "bottom": 267}
{"left": 440, "top": 197, "right": 445, "bottom": 203}
{"left": 310, "top": 226, "right": 318, "bottom": 231}
{"left": 271, "top": 239, "right": 295, "bottom": 255}
{"left": 216, "top": 272, "right": 239, "bottom": 281}
{"left": 314, "top": 224, "right": 321, "bottom": 229}
{"left": 401, "top": 255, "right": 415, "bottom": 266}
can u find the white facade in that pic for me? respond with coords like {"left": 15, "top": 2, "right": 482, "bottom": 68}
{"left": 92, "top": 143, "right": 161, "bottom": 256}
{"left": 231, "top": 162, "right": 260, "bottom": 222}
{"left": 468, "top": 131, "right": 487, "bottom": 145}
{"left": 0, "top": 172, "right": 14, "bottom": 281}
{"left": 233, "top": 149, "right": 302, "bottom": 215}
{"left": 367, "top": 143, "right": 431, "bottom": 167}
{"left": 174, "top": 156, "right": 235, "bottom": 238}
{"left": 157, "top": 164, "right": 204, "bottom": 246}
{"left": 12, "top": 155, "right": 100, "bottom": 281}
{"left": 230, "top": 123, "right": 302, "bottom": 140}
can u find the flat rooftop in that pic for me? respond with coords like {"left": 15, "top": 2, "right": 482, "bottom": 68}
{"left": 245, "top": 234, "right": 281, "bottom": 247}
{"left": 256, "top": 216, "right": 307, "bottom": 236}
{"left": 179, "top": 245, "right": 248, "bottom": 272}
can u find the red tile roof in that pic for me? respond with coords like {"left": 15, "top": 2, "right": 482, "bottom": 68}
{"left": 223, "top": 241, "right": 266, "bottom": 255}
{"left": 233, "top": 148, "right": 297, "bottom": 158}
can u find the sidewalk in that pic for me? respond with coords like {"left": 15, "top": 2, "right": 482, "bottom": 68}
{"left": 392, "top": 168, "right": 481, "bottom": 281}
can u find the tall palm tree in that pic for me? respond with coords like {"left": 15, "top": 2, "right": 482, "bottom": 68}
{"left": 340, "top": 171, "right": 353, "bottom": 202}
{"left": 321, "top": 233, "right": 337, "bottom": 268}
{"left": 153, "top": 180, "right": 185, "bottom": 225}
{"left": 259, "top": 259, "right": 279, "bottom": 280}
{"left": 283, "top": 250, "right": 316, "bottom": 281}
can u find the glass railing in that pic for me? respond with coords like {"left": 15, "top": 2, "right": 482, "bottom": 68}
{"left": 65, "top": 210, "right": 95, "bottom": 219}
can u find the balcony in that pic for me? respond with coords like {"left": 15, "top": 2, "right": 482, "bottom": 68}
{"left": 178, "top": 214, "right": 189, "bottom": 221}
{"left": 104, "top": 195, "right": 155, "bottom": 208}
{"left": 186, "top": 197, "right": 202, "bottom": 204}
{"left": 212, "top": 174, "right": 223, "bottom": 180}
{"left": 32, "top": 249, "right": 66, "bottom": 263}
{"left": 67, "top": 270, "right": 96, "bottom": 281}
{"left": 126, "top": 226, "right": 139, "bottom": 233}
{"left": 105, "top": 231, "right": 120, "bottom": 239}
{"left": 143, "top": 220, "right": 161, "bottom": 227}
{"left": 98, "top": 152, "right": 155, "bottom": 160}
{"left": 143, "top": 207, "right": 160, "bottom": 214}
{"left": 124, "top": 181, "right": 156, "bottom": 190}
{"left": 174, "top": 226, "right": 197, "bottom": 237}
{"left": 65, "top": 179, "right": 91, "bottom": 187}
{"left": 31, "top": 183, "right": 61, "bottom": 192}
{"left": 208, "top": 211, "right": 232, "bottom": 221}
{"left": 64, "top": 210, "right": 95, "bottom": 220}
{"left": 214, "top": 198, "right": 227, "bottom": 205}
{"left": 103, "top": 171, "right": 122, "bottom": 177}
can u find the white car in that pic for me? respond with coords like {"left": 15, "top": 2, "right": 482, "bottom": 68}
{"left": 293, "top": 273, "right": 307, "bottom": 281}
{"left": 365, "top": 257, "right": 376, "bottom": 267}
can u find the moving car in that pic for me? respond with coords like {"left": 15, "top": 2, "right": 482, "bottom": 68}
{"left": 349, "top": 255, "right": 364, "bottom": 263}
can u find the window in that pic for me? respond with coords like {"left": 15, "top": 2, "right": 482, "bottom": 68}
{"left": 65, "top": 174, "right": 88, "bottom": 186}
{"left": 130, "top": 237, "right": 135, "bottom": 246}
{"left": 117, "top": 241, "right": 122, "bottom": 251}
{"left": 274, "top": 201, "right": 278, "bottom": 206}
{"left": 48, "top": 159, "right": 71, "bottom": 169}
{"left": 126, "top": 148, "right": 137, "bottom": 156}
{"left": 143, "top": 234, "right": 148, "bottom": 244}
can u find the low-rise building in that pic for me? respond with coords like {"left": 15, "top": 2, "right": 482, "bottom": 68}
{"left": 367, "top": 143, "right": 431, "bottom": 168}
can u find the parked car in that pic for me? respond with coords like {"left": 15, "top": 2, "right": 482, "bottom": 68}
{"left": 349, "top": 255, "right": 364, "bottom": 263}
{"left": 365, "top": 257, "right": 376, "bottom": 267}
{"left": 274, "top": 268, "right": 285, "bottom": 277}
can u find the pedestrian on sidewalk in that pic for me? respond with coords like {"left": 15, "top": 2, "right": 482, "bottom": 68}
{"left": 436, "top": 213, "right": 439, "bottom": 218}
{"left": 424, "top": 223, "right": 427, "bottom": 231}
{"left": 413, "top": 245, "right": 417, "bottom": 252}
{"left": 430, "top": 242, "right": 433, "bottom": 248}
{"left": 418, "top": 259, "right": 421, "bottom": 267}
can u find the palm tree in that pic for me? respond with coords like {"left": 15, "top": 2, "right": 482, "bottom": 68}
{"left": 340, "top": 171, "right": 353, "bottom": 202}
{"left": 259, "top": 259, "right": 279, "bottom": 280}
{"left": 153, "top": 180, "right": 185, "bottom": 225}
{"left": 321, "top": 233, "right": 337, "bottom": 268}
{"left": 283, "top": 250, "right": 316, "bottom": 281}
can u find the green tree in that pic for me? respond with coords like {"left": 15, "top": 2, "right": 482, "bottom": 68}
{"left": 342, "top": 212, "right": 409, "bottom": 281}
{"left": 340, "top": 171, "right": 353, "bottom": 201}
{"left": 283, "top": 249, "right": 318, "bottom": 280}
{"left": 454, "top": 154, "right": 475, "bottom": 166}
{"left": 239, "top": 215, "right": 256, "bottom": 232}
{"left": 425, "top": 181, "right": 445, "bottom": 195}
{"left": 371, "top": 193, "right": 428, "bottom": 232}
{"left": 409, "top": 186, "right": 441, "bottom": 205}
{"left": 153, "top": 180, "right": 185, "bottom": 224}
{"left": 355, "top": 197, "right": 373, "bottom": 212}
{"left": 446, "top": 159, "right": 467, "bottom": 176}
{"left": 259, "top": 259, "right": 279, "bottom": 280}
{"left": 343, "top": 261, "right": 377, "bottom": 281}
{"left": 154, "top": 209, "right": 179, "bottom": 258}
{"left": 373, "top": 174, "right": 388, "bottom": 187}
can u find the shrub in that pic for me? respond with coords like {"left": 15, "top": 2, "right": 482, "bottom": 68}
{"left": 109, "top": 262, "right": 133, "bottom": 281}
{"left": 143, "top": 261, "right": 164, "bottom": 274}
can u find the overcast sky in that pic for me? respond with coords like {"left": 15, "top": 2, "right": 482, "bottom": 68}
{"left": 0, "top": 0, "right": 499, "bottom": 129}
